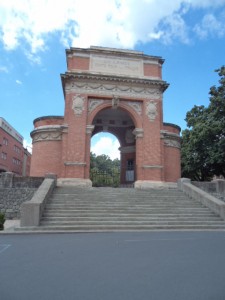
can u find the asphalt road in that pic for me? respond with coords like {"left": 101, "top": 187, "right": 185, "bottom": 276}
{"left": 1, "top": 231, "right": 225, "bottom": 300}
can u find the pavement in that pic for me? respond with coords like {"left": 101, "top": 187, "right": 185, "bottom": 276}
{"left": 1, "top": 231, "right": 225, "bottom": 300}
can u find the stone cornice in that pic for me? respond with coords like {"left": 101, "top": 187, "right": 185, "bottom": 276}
{"left": 119, "top": 146, "right": 136, "bottom": 153}
{"left": 33, "top": 116, "right": 64, "bottom": 125}
{"left": 86, "top": 125, "right": 95, "bottom": 134}
{"left": 142, "top": 165, "right": 163, "bottom": 169}
{"left": 66, "top": 46, "right": 164, "bottom": 64}
{"left": 64, "top": 161, "right": 86, "bottom": 166}
{"left": 61, "top": 72, "right": 168, "bottom": 89}
{"left": 133, "top": 128, "right": 144, "bottom": 138}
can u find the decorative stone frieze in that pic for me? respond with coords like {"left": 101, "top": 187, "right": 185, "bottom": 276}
{"left": 72, "top": 94, "right": 85, "bottom": 115}
{"left": 31, "top": 125, "right": 64, "bottom": 143}
{"left": 161, "top": 131, "right": 181, "bottom": 149}
{"left": 164, "top": 139, "right": 181, "bottom": 148}
{"left": 146, "top": 101, "right": 157, "bottom": 121}
{"left": 65, "top": 77, "right": 163, "bottom": 100}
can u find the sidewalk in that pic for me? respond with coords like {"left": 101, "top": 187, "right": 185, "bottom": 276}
{"left": 3, "top": 219, "right": 20, "bottom": 232}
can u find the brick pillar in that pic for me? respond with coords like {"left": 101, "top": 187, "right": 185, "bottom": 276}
{"left": 133, "top": 128, "right": 144, "bottom": 181}
{"left": 141, "top": 100, "right": 163, "bottom": 181}
{"left": 85, "top": 125, "right": 95, "bottom": 179}
{"left": 63, "top": 93, "right": 88, "bottom": 178}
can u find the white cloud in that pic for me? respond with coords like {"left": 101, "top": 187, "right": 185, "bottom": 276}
{"left": 91, "top": 136, "right": 120, "bottom": 160}
{"left": 16, "top": 79, "right": 22, "bottom": 85}
{"left": 0, "top": 66, "right": 9, "bottom": 73}
{"left": 0, "top": 0, "right": 225, "bottom": 60}
{"left": 23, "top": 139, "right": 32, "bottom": 153}
{"left": 194, "top": 13, "right": 225, "bottom": 39}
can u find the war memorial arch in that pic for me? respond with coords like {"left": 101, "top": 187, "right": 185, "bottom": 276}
{"left": 30, "top": 46, "right": 181, "bottom": 188}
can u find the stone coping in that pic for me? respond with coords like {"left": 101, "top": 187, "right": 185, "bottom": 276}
{"left": 33, "top": 116, "right": 64, "bottom": 125}
{"left": 163, "top": 122, "right": 181, "bottom": 132}
{"left": 178, "top": 178, "right": 225, "bottom": 220}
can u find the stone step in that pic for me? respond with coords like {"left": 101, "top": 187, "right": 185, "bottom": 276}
{"left": 48, "top": 197, "right": 198, "bottom": 204}
{"left": 45, "top": 204, "right": 204, "bottom": 210}
{"left": 41, "top": 215, "right": 220, "bottom": 222}
{"left": 26, "top": 187, "right": 225, "bottom": 232}
{"left": 43, "top": 212, "right": 216, "bottom": 218}
{"left": 17, "top": 224, "right": 225, "bottom": 232}
{"left": 41, "top": 220, "right": 225, "bottom": 226}
{"left": 50, "top": 193, "right": 188, "bottom": 197}
{"left": 50, "top": 192, "right": 186, "bottom": 198}
{"left": 50, "top": 196, "right": 189, "bottom": 201}
{"left": 43, "top": 208, "right": 211, "bottom": 214}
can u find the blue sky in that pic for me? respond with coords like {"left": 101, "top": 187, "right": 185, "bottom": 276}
{"left": 0, "top": 0, "right": 225, "bottom": 159}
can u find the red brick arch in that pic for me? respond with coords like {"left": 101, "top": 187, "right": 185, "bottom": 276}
{"left": 30, "top": 46, "right": 181, "bottom": 186}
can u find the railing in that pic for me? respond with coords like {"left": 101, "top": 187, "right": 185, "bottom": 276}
{"left": 90, "top": 167, "right": 136, "bottom": 187}
{"left": 90, "top": 168, "right": 120, "bottom": 187}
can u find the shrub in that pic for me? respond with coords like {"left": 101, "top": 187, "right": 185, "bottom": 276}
{"left": 0, "top": 212, "right": 5, "bottom": 230}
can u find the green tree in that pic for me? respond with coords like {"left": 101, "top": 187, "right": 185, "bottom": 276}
{"left": 181, "top": 66, "right": 225, "bottom": 181}
{"left": 90, "top": 152, "right": 121, "bottom": 187}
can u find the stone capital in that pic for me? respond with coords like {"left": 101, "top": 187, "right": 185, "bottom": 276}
{"left": 86, "top": 125, "right": 95, "bottom": 135}
{"left": 132, "top": 128, "right": 144, "bottom": 138}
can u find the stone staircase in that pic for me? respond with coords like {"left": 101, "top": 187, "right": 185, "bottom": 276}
{"left": 31, "top": 186, "right": 225, "bottom": 231}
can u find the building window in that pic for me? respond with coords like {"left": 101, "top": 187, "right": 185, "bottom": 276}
{"left": 1, "top": 152, "right": 7, "bottom": 160}
{"left": 13, "top": 158, "right": 21, "bottom": 165}
{"left": 14, "top": 145, "right": 21, "bottom": 154}
{"left": 3, "top": 138, "right": 8, "bottom": 145}
{"left": 127, "top": 159, "right": 134, "bottom": 170}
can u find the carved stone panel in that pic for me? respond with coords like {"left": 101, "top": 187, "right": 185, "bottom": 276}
{"left": 126, "top": 101, "right": 142, "bottom": 115}
{"left": 112, "top": 95, "right": 120, "bottom": 109}
{"left": 88, "top": 99, "right": 104, "bottom": 112}
{"left": 72, "top": 95, "right": 85, "bottom": 115}
{"left": 146, "top": 101, "right": 157, "bottom": 121}
{"left": 90, "top": 54, "right": 143, "bottom": 77}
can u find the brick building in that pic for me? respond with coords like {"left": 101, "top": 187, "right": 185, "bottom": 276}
{"left": 0, "top": 117, "right": 31, "bottom": 176}
{"left": 30, "top": 46, "right": 181, "bottom": 187}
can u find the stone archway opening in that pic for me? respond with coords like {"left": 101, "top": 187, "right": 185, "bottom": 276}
{"left": 90, "top": 132, "right": 120, "bottom": 187}
{"left": 90, "top": 107, "right": 136, "bottom": 187}
{"left": 91, "top": 132, "right": 120, "bottom": 160}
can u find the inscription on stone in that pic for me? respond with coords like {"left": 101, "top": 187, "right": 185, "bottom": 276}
{"left": 90, "top": 55, "right": 143, "bottom": 77}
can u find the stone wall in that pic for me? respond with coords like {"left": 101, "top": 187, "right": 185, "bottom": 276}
{"left": 0, "top": 172, "right": 44, "bottom": 188}
{"left": 0, "top": 172, "right": 44, "bottom": 219}
{"left": 0, "top": 188, "right": 37, "bottom": 219}
{"left": 192, "top": 179, "right": 225, "bottom": 202}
